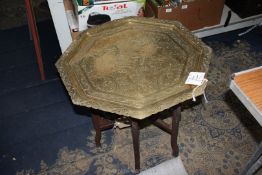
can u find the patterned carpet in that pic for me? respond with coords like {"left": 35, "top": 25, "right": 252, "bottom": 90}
{"left": 15, "top": 39, "right": 262, "bottom": 174}
{"left": 0, "top": 1, "right": 262, "bottom": 173}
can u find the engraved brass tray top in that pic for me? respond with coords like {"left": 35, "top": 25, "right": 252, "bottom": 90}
{"left": 56, "top": 17, "right": 212, "bottom": 119}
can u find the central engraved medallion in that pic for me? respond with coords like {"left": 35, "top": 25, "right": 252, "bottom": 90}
{"left": 79, "top": 29, "right": 188, "bottom": 98}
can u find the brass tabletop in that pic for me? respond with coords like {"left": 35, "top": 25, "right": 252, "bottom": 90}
{"left": 56, "top": 17, "right": 212, "bottom": 119}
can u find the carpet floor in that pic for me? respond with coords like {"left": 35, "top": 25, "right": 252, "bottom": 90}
{"left": 0, "top": 20, "right": 262, "bottom": 175}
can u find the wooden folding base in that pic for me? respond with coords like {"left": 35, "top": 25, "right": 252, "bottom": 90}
{"left": 91, "top": 105, "right": 181, "bottom": 172}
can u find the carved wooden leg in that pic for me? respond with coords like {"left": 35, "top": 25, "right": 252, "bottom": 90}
{"left": 91, "top": 114, "right": 102, "bottom": 147}
{"left": 91, "top": 111, "right": 114, "bottom": 147}
{"left": 131, "top": 119, "right": 140, "bottom": 172}
{"left": 171, "top": 105, "right": 181, "bottom": 157}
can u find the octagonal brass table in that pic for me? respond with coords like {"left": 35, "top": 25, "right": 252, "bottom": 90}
{"left": 56, "top": 17, "right": 212, "bottom": 171}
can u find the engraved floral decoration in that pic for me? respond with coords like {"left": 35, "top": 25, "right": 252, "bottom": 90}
{"left": 56, "top": 17, "right": 212, "bottom": 119}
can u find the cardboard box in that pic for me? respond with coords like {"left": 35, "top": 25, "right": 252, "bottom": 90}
{"left": 73, "top": 0, "right": 145, "bottom": 31}
{"left": 145, "top": 0, "right": 224, "bottom": 30}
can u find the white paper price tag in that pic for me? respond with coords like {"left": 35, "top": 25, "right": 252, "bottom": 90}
{"left": 185, "top": 72, "right": 205, "bottom": 86}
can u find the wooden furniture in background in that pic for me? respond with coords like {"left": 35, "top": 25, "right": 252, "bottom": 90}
{"left": 230, "top": 66, "right": 262, "bottom": 125}
{"left": 234, "top": 68, "right": 262, "bottom": 113}
{"left": 230, "top": 66, "right": 262, "bottom": 175}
